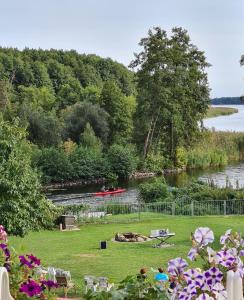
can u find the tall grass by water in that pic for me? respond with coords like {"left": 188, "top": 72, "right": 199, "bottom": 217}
{"left": 182, "top": 131, "right": 244, "bottom": 169}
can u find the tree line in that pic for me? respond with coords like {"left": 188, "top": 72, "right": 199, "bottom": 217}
{"left": 0, "top": 27, "right": 210, "bottom": 184}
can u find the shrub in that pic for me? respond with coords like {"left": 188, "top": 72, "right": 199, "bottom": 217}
{"left": 143, "top": 152, "right": 165, "bottom": 173}
{"left": 107, "top": 144, "right": 138, "bottom": 179}
{"left": 70, "top": 146, "right": 108, "bottom": 180}
{"left": 34, "top": 147, "right": 73, "bottom": 183}
{"left": 138, "top": 178, "right": 169, "bottom": 203}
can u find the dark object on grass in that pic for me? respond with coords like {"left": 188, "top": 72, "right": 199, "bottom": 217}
{"left": 100, "top": 241, "right": 107, "bottom": 249}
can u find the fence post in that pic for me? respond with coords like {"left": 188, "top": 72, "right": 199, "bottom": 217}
{"left": 138, "top": 202, "right": 141, "bottom": 221}
{"left": 172, "top": 202, "right": 176, "bottom": 216}
{"left": 191, "top": 201, "right": 194, "bottom": 216}
{"left": 224, "top": 200, "right": 227, "bottom": 216}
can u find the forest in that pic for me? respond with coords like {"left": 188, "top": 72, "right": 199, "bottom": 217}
{"left": 211, "top": 97, "right": 242, "bottom": 105}
{"left": 0, "top": 27, "right": 223, "bottom": 186}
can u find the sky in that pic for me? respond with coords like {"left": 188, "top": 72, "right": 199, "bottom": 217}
{"left": 0, "top": 0, "right": 243, "bottom": 98}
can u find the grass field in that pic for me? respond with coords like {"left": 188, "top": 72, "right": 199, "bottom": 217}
{"left": 10, "top": 215, "right": 244, "bottom": 291}
{"left": 206, "top": 106, "right": 238, "bottom": 118}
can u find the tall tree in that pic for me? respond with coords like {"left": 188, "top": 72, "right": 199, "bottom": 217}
{"left": 130, "top": 27, "right": 210, "bottom": 161}
{"left": 100, "top": 80, "right": 135, "bottom": 144}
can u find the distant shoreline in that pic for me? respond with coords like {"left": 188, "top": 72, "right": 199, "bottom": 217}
{"left": 206, "top": 106, "right": 238, "bottom": 119}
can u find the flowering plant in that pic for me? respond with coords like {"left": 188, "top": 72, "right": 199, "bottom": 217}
{"left": 167, "top": 227, "right": 244, "bottom": 299}
{"left": 0, "top": 225, "right": 58, "bottom": 299}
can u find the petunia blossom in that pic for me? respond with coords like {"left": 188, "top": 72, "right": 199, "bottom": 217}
{"left": 183, "top": 269, "right": 203, "bottom": 288}
{"left": 187, "top": 247, "right": 198, "bottom": 261}
{"left": 168, "top": 257, "right": 188, "bottom": 277}
{"left": 0, "top": 226, "right": 7, "bottom": 242}
{"left": 204, "top": 267, "right": 223, "bottom": 289}
{"left": 194, "top": 228, "right": 214, "bottom": 246}
{"left": 220, "top": 229, "right": 232, "bottom": 245}
{"left": 216, "top": 250, "right": 235, "bottom": 268}
{"left": 19, "top": 280, "right": 42, "bottom": 297}
{"left": 178, "top": 285, "right": 197, "bottom": 300}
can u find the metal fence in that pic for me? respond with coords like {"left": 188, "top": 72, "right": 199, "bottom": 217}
{"left": 76, "top": 199, "right": 244, "bottom": 223}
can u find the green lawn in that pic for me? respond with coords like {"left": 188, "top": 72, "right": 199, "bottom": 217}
{"left": 10, "top": 215, "right": 244, "bottom": 286}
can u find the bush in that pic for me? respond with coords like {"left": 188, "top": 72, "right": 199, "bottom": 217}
{"left": 34, "top": 147, "right": 73, "bottom": 183}
{"left": 138, "top": 178, "right": 169, "bottom": 203}
{"left": 107, "top": 144, "right": 138, "bottom": 179}
{"left": 70, "top": 146, "right": 108, "bottom": 180}
{"left": 143, "top": 152, "right": 165, "bottom": 173}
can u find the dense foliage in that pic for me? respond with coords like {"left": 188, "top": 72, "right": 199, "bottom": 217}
{"left": 0, "top": 27, "right": 213, "bottom": 183}
{"left": 0, "top": 117, "right": 57, "bottom": 236}
{"left": 139, "top": 179, "right": 244, "bottom": 204}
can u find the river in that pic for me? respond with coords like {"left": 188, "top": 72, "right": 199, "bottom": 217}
{"left": 49, "top": 105, "right": 244, "bottom": 205}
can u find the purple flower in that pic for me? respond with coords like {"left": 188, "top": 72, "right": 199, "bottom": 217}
{"left": 19, "top": 255, "right": 34, "bottom": 269}
{"left": 216, "top": 250, "right": 235, "bottom": 268}
{"left": 168, "top": 257, "right": 188, "bottom": 276}
{"left": 194, "top": 227, "right": 214, "bottom": 246}
{"left": 196, "top": 293, "right": 214, "bottom": 300}
{"left": 188, "top": 247, "right": 198, "bottom": 261}
{"left": 204, "top": 267, "right": 223, "bottom": 289}
{"left": 239, "top": 250, "right": 244, "bottom": 257}
{"left": 183, "top": 269, "right": 203, "bottom": 288}
{"left": 3, "top": 262, "right": 11, "bottom": 272}
{"left": 19, "top": 254, "right": 41, "bottom": 269}
{"left": 220, "top": 229, "right": 231, "bottom": 244}
{"left": 41, "top": 280, "right": 58, "bottom": 289}
{"left": 19, "top": 280, "right": 42, "bottom": 297}
{"left": 0, "top": 243, "right": 10, "bottom": 259}
{"left": 178, "top": 285, "right": 197, "bottom": 300}
{"left": 27, "top": 254, "right": 41, "bottom": 266}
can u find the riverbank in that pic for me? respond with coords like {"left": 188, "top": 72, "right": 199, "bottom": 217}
{"left": 206, "top": 106, "right": 238, "bottom": 118}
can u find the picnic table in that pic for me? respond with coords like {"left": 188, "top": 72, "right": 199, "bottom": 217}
{"left": 149, "top": 230, "right": 175, "bottom": 248}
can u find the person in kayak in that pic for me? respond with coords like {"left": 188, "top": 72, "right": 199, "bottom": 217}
{"left": 101, "top": 185, "right": 107, "bottom": 192}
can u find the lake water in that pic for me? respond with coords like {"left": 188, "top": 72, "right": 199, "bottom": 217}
{"left": 203, "top": 105, "right": 244, "bottom": 131}
{"left": 49, "top": 105, "right": 244, "bottom": 205}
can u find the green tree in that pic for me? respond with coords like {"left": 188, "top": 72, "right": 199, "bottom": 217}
{"left": 100, "top": 80, "right": 135, "bottom": 144}
{"left": 63, "top": 101, "right": 109, "bottom": 144}
{"left": 80, "top": 122, "right": 102, "bottom": 152}
{"left": 130, "top": 27, "right": 210, "bottom": 162}
{"left": 19, "top": 105, "right": 62, "bottom": 147}
{"left": 0, "top": 117, "right": 57, "bottom": 236}
{"left": 17, "top": 85, "right": 56, "bottom": 111}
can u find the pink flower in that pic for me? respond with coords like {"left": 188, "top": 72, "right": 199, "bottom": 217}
{"left": 0, "top": 225, "right": 7, "bottom": 242}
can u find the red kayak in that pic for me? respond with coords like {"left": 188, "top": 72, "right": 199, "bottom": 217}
{"left": 94, "top": 188, "right": 126, "bottom": 196}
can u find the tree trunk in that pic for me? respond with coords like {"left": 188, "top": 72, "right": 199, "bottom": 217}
{"left": 143, "top": 116, "right": 154, "bottom": 159}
